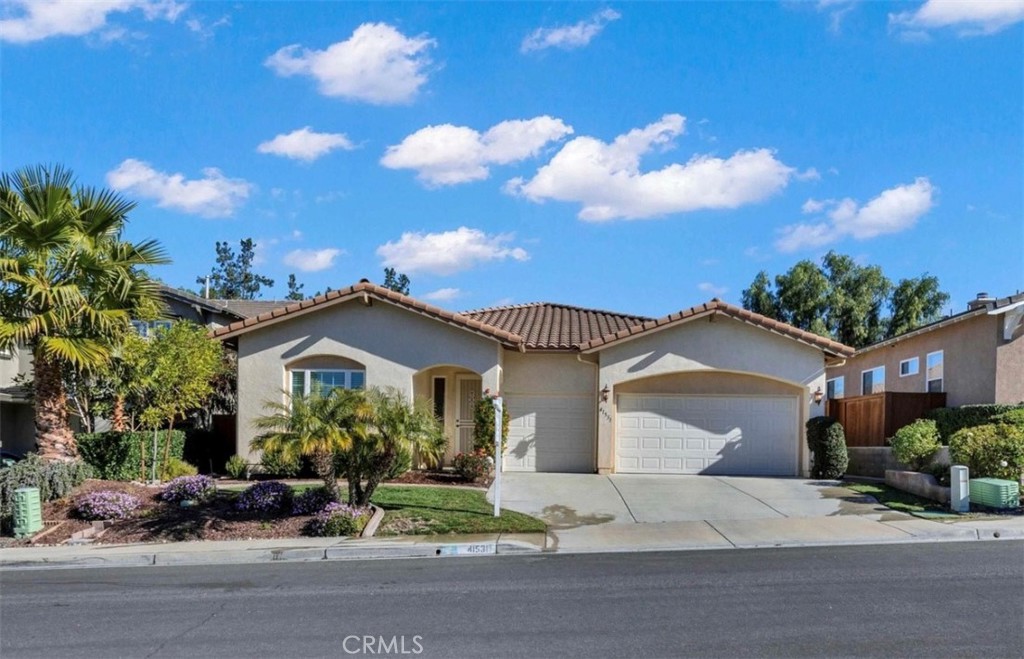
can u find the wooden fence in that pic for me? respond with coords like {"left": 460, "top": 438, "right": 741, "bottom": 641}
{"left": 826, "top": 392, "right": 947, "bottom": 447}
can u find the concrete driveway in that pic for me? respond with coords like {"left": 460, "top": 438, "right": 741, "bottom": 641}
{"left": 491, "top": 473, "right": 892, "bottom": 526}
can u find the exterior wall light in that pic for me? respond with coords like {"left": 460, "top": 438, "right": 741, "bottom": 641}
{"left": 812, "top": 386, "right": 824, "bottom": 406}
{"left": 599, "top": 384, "right": 611, "bottom": 403}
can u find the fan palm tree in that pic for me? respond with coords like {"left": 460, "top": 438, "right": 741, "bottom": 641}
{"left": 250, "top": 390, "right": 361, "bottom": 499}
{"left": 340, "top": 387, "right": 446, "bottom": 506}
{"left": 0, "top": 165, "right": 169, "bottom": 461}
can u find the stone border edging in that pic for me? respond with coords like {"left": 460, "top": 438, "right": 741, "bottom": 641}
{"left": 361, "top": 504, "right": 385, "bottom": 538}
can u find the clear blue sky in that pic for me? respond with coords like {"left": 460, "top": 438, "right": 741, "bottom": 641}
{"left": 2, "top": 1, "right": 1021, "bottom": 317}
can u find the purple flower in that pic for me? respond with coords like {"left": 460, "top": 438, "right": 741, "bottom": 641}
{"left": 306, "top": 502, "right": 368, "bottom": 537}
{"left": 236, "top": 481, "right": 293, "bottom": 514}
{"left": 292, "top": 486, "right": 337, "bottom": 515}
{"left": 162, "top": 475, "right": 216, "bottom": 503}
{"left": 74, "top": 491, "right": 141, "bottom": 521}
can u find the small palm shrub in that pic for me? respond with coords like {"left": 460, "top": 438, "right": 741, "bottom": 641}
{"left": 292, "top": 486, "right": 337, "bottom": 515}
{"left": 162, "top": 475, "right": 216, "bottom": 503}
{"left": 225, "top": 455, "right": 248, "bottom": 480}
{"left": 306, "top": 502, "right": 368, "bottom": 537}
{"left": 236, "top": 481, "right": 293, "bottom": 514}
{"left": 74, "top": 491, "right": 141, "bottom": 521}
{"left": 806, "top": 417, "right": 848, "bottom": 479}
{"left": 386, "top": 444, "right": 413, "bottom": 480}
{"left": 949, "top": 424, "right": 1024, "bottom": 481}
{"left": 161, "top": 458, "right": 198, "bottom": 481}
{"left": 453, "top": 450, "right": 492, "bottom": 481}
{"left": 889, "top": 419, "right": 942, "bottom": 471}
{"left": 259, "top": 448, "right": 301, "bottom": 478}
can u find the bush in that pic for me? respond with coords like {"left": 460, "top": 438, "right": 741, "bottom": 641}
{"left": 225, "top": 455, "right": 247, "bottom": 480}
{"left": 292, "top": 486, "right": 337, "bottom": 515}
{"left": 452, "top": 450, "right": 492, "bottom": 481}
{"left": 992, "top": 408, "right": 1024, "bottom": 428}
{"left": 259, "top": 448, "right": 300, "bottom": 478}
{"left": 161, "top": 458, "right": 198, "bottom": 480}
{"left": 386, "top": 445, "right": 413, "bottom": 480}
{"left": 806, "top": 416, "right": 848, "bottom": 479}
{"left": 889, "top": 419, "right": 942, "bottom": 471}
{"left": 77, "top": 431, "right": 186, "bottom": 481}
{"left": 162, "top": 474, "right": 216, "bottom": 503}
{"left": 236, "top": 481, "right": 293, "bottom": 514}
{"left": 306, "top": 502, "right": 368, "bottom": 537}
{"left": 472, "top": 397, "right": 509, "bottom": 457}
{"left": 0, "top": 454, "right": 92, "bottom": 528}
{"left": 74, "top": 490, "right": 141, "bottom": 521}
{"left": 927, "top": 405, "right": 1024, "bottom": 444}
{"left": 949, "top": 423, "right": 1024, "bottom": 481}
{"left": 923, "top": 462, "right": 951, "bottom": 487}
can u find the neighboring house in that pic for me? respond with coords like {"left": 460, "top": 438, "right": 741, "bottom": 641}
{"left": 825, "top": 292, "right": 1024, "bottom": 408}
{"left": 213, "top": 281, "right": 853, "bottom": 477}
{"left": 0, "top": 285, "right": 283, "bottom": 456}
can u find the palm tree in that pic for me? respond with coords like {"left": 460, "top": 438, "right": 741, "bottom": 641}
{"left": 0, "top": 165, "right": 169, "bottom": 461}
{"left": 250, "top": 391, "right": 359, "bottom": 499}
{"left": 341, "top": 387, "right": 446, "bottom": 506}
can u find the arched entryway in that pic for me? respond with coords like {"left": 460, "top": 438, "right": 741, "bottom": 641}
{"left": 413, "top": 365, "right": 483, "bottom": 465}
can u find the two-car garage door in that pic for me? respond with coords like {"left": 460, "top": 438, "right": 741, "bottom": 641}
{"left": 616, "top": 394, "right": 798, "bottom": 476}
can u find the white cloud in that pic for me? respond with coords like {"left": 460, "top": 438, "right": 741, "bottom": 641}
{"left": 890, "top": 0, "right": 1024, "bottom": 36}
{"left": 795, "top": 167, "right": 821, "bottom": 181}
{"left": 381, "top": 117, "right": 573, "bottom": 186}
{"left": 801, "top": 198, "right": 829, "bottom": 214}
{"left": 422, "top": 287, "right": 462, "bottom": 303}
{"left": 1, "top": 0, "right": 185, "bottom": 44}
{"left": 265, "top": 22, "right": 435, "bottom": 105}
{"left": 283, "top": 248, "right": 343, "bottom": 272}
{"left": 106, "top": 158, "right": 252, "bottom": 218}
{"left": 816, "top": 0, "right": 859, "bottom": 34}
{"left": 507, "top": 114, "right": 795, "bottom": 221}
{"left": 776, "top": 177, "right": 936, "bottom": 252}
{"left": 697, "top": 282, "right": 728, "bottom": 297}
{"left": 521, "top": 8, "right": 620, "bottom": 52}
{"left": 376, "top": 227, "right": 529, "bottom": 276}
{"left": 257, "top": 127, "right": 356, "bottom": 162}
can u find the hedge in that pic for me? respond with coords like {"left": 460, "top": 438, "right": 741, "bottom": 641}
{"left": 927, "top": 404, "right": 1024, "bottom": 444}
{"left": 949, "top": 423, "right": 1024, "bottom": 481}
{"left": 806, "top": 416, "right": 849, "bottom": 479}
{"left": 77, "top": 430, "right": 185, "bottom": 481}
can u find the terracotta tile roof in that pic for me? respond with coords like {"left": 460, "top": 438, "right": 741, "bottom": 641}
{"left": 578, "top": 299, "right": 855, "bottom": 357}
{"left": 461, "top": 302, "right": 651, "bottom": 350}
{"left": 210, "top": 281, "right": 523, "bottom": 346}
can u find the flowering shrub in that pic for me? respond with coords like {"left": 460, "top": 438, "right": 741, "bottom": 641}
{"left": 453, "top": 450, "right": 492, "bottom": 481}
{"left": 306, "top": 502, "right": 368, "bottom": 537}
{"left": 292, "top": 486, "right": 337, "bottom": 515}
{"left": 236, "top": 481, "right": 293, "bottom": 514}
{"left": 74, "top": 490, "right": 141, "bottom": 521}
{"left": 162, "top": 475, "right": 216, "bottom": 503}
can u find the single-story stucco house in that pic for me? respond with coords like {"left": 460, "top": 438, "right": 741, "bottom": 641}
{"left": 213, "top": 280, "right": 854, "bottom": 478}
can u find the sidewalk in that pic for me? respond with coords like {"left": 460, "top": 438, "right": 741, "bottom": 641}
{"left": 2, "top": 514, "right": 1020, "bottom": 571}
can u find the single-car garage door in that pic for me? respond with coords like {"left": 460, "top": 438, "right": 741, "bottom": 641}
{"left": 504, "top": 394, "right": 594, "bottom": 473}
{"left": 616, "top": 394, "right": 798, "bottom": 476}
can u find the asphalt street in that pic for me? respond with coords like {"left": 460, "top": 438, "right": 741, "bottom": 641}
{"left": 2, "top": 541, "right": 1022, "bottom": 658}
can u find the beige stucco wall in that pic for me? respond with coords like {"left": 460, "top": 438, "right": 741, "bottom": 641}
{"left": 995, "top": 312, "right": 1024, "bottom": 404}
{"left": 595, "top": 316, "right": 826, "bottom": 475}
{"left": 234, "top": 299, "right": 502, "bottom": 460}
{"left": 502, "top": 351, "right": 597, "bottom": 396}
{"left": 826, "top": 314, "right": 999, "bottom": 407}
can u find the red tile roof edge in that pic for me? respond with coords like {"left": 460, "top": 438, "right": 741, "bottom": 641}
{"left": 210, "top": 281, "right": 524, "bottom": 346}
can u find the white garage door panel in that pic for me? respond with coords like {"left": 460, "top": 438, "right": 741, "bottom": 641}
{"left": 616, "top": 395, "right": 798, "bottom": 476}
{"left": 504, "top": 394, "right": 594, "bottom": 473}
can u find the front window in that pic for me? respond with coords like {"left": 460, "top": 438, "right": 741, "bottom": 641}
{"left": 926, "top": 351, "right": 944, "bottom": 393}
{"left": 899, "top": 357, "right": 919, "bottom": 377}
{"left": 131, "top": 319, "right": 173, "bottom": 338}
{"left": 862, "top": 366, "right": 885, "bottom": 395}
{"left": 826, "top": 376, "right": 845, "bottom": 400}
{"left": 290, "top": 369, "right": 365, "bottom": 398}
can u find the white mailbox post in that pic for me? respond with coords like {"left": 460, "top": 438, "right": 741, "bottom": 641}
{"left": 492, "top": 396, "right": 503, "bottom": 518}
{"left": 950, "top": 465, "right": 970, "bottom": 513}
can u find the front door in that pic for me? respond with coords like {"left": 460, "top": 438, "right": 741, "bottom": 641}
{"left": 455, "top": 375, "right": 482, "bottom": 454}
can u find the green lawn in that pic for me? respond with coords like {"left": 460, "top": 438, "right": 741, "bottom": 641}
{"left": 368, "top": 486, "right": 547, "bottom": 536}
{"left": 846, "top": 482, "right": 947, "bottom": 514}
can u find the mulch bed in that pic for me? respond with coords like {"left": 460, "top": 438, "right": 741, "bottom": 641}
{"left": 386, "top": 470, "right": 488, "bottom": 487}
{"left": 25, "top": 479, "right": 321, "bottom": 546}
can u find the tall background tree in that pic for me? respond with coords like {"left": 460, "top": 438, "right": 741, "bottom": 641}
{"left": 197, "top": 238, "right": 274, "bottom": 299}
{"left": 382, "top": 267, "right": 411, "bottom": 295}
{"left": 741, "top": 251, "right": 949, "bottom": 349}
{"left": 0, "top": 165, "right": 169, "bottom": 460}
{"left": 285, "top": 274, "right": 305, "bottom": 301}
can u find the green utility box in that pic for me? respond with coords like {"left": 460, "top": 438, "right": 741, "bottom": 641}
{"left": 968, "top": 478, "right": 1021, "bottom": 510}
{"left": 13, "top": 486, "right": 44, "bottom": 538}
